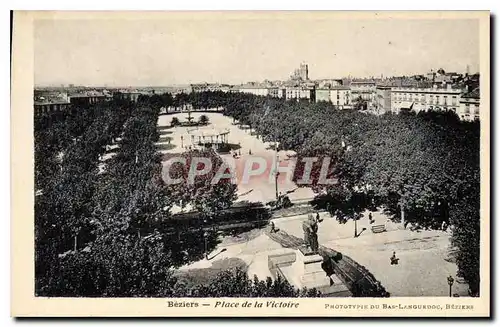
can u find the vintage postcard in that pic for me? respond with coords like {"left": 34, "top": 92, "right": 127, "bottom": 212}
{"left": 11, "top": 11, "right": 490, "bottom": 317}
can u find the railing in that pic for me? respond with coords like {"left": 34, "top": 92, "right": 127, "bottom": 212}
{"left": 265, "top": 229, "right": 390, "bottom": 297}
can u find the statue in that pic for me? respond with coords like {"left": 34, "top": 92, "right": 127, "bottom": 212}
{"left": 302, "top": 214, "right": 319, "bottom": 253}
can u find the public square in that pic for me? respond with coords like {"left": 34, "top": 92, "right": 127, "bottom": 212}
{"left": 29, "top": 12, "right": 484, "bottom": 313}
{"left": 158, "top": 111, "right": 469, "bottom": 297}
{"left": 156, "top": 111, "right": 316, "bottom": 205}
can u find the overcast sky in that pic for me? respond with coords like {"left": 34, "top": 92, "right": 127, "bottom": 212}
{"left": 34, "top": 14, "right": 480, "bottom": 86}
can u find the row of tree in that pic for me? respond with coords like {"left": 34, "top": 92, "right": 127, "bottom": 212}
{"left": 34, "top": 97, "right": 319, "bottom": 297}
{"left": 180, "top": 91, "right": 481, "bottom": 296}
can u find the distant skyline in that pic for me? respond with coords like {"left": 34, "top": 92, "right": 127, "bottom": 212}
{"left": 34, "top": 13, "right": 480, "bottom": 87}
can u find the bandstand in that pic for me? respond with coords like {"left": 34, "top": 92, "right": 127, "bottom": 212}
{"left": 185, "top": 127, "right": 231, "bottom": 151}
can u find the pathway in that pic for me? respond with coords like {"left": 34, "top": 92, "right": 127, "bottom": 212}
{"left": 156, "top": 111, "right": 315, "bottom": 205}
{"left": 272, "top": 210, "right": 470, "bottom": 297}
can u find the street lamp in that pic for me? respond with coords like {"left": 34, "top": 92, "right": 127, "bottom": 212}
{"left": 204, "top": 231, "right": 209, "bottom": 260}
{"left": 447, "top": 275, "right": 454, "bottom": 297}
{"left": 274, "top": 145, "right": 280, "bottom": 202}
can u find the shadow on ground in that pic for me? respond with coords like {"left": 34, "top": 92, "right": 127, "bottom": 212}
{"left": 156, "top": 143, "right": 176, "bottom": 151}
{"left": 158, "top": 129, "right": 174, "bottom": 136}
{"left": 158, "top": 135, "right": 173, "bottom": 143}
{"left": 217, "top": 143, "right": 242, "bottom": 154}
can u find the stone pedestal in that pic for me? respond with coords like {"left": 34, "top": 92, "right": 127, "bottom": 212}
{"left": 268, "top": 247, "right": 352, "bottom": 297}
{"left": 290, "top": 247, "right": 332, "bottom": 290}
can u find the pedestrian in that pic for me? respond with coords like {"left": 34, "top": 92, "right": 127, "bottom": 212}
{"left": 441, "top": 220, "right": 448, "bottom": 231}
{"left": 270, "top": 221, "right": 276, "bottom": 233}
{"left": 316, "top": 211, "right": 323, "bottom": 223}
{"left": 390, "top": 251, "right": 399, "bottom": 265}
{"left": 369, "top": 212, "right": 374, "bottom": 224}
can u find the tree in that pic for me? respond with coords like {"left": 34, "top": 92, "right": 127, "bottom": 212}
{"left": 174, "top": 267, "right": 321, "bottom": 297}
{"left": 170, "top": 117, "right": 180, "bottom": 127}
{"left": 324, "top": 185, "right": 367, "bottom": 237}
{"left": 199, "top": 114, "right": 209, "bottom": 125}
{"left": 353, "top": 96, "right": 367, "bottom": 110}
{"left": 165, "top": 148, "right": 238, "bottom": 219}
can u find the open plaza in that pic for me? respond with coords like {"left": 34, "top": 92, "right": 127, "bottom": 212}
{"left": 156, "top": 111, "right": 316, "bottom": 204}
{"left": 156, "top": 110, "right": 469, "bottom": 297}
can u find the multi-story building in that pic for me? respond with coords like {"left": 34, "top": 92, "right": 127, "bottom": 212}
{"left": 375, "top": 85, "right": 392, "bottom": 114}
{"left": 238, "top": 84, "right": 269, "bottom": 97}
{"left": 113, "top": 91, "right": 141, "bottom": 103}
{"left": 190, "top": 83, "right": 230, "bottom": 93}
{"left": 350, "top": 80, "right": 376, "bottom": 104}
{"left": 314, "top": 86, "right": 350, "bottom": 108}
{"left": 69, "top": 93, "right": 107, "bottom": 106}
{"left": 329, "top": 86, "right": 351, "bottom": 108}
{"left": 458, "top": 87, "right": 480, "bottom": 121}
{"left": 268, "top": 87, "right": 285, "bottom": 98}
{"left": 190, "top": 83, "right": 210, "bottom": 93}
{"left": 34, "top": 100, "right": 71, "bottom": 117}
{"left": 315, "top": 89, "right": 330, "bottom": 102}
{"left": 285, "top": 86, "right": 315, "bottom": 102}
{"left": 390, "top": 84, "right": 462, "bottom": 114}
{"left": 317, "top": 79, "right": 343, "bottom": 88}
{"left": 219, "top": 85, "right": 237, "bottom": 93}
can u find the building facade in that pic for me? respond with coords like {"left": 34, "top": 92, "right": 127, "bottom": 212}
{"left": 268, "top": 87, "right": 285, "bottom": 98}
{"left": 285, "top": 86, "right": 315, "bottom": 102}
{"left": 114, "top": 92, "right": 141, "bottom": 103}
{"left": 458, "top": 87, "right": 480, "bottom": 121}
{"left": 34, "top": 101, "right": 71, "bottom": 117}
{"left": 329, "top": 86, "right": 351, "bottom": 108}
{"left": 390, "top": 84, "right": 462, "bottom": 114}
{"left": 239, "top": 86, "right": 270, "bottom": 97}
{"left": 69, "top": 94, "right": 107, "bottom": 106}
{"left": 350, "top": 80, "right": 376, "bottom": 105}
{"left": 315, "top": 89, "right": 330, "bottom": 102}
{"left": 375, "top": 85, "right": 392, "bottom": 114}
{"left": 314, "top": 86, "right": 350, "bottom": 108}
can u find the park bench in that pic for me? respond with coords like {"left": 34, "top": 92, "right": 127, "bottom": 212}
{"left": 371, "top": 224, "right": 387, "bottom": 234}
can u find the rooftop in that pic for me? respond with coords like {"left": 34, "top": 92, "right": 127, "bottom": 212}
{"left": 462, "top": 87, "right": 480, "bottom": 99}
{"left": 392, "top": 85, "right": 462, "bottom": 93}
{"left": 350, "top": 80, "right": 376, "bottom": 85}
{"left": 317, "top": 86, "right": 350, "bottom": 91}
{"left": 34, "top": 100, "right": 70, "bottom": 106}
{"left": 69, "top": 91, "right": 106, "bottom": 98}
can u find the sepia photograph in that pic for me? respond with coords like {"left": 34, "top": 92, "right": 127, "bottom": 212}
{"left": 11, "top": 10, "right": 490, "bottom": 317}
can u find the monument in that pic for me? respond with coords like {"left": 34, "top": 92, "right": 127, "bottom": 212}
{"left": 301, "top": 214, "right": 319, "bottom": 254}
{"left": 267, "top": 214, "right": 351, "bottom": 296}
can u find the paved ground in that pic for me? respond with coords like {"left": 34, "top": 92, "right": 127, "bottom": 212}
{"left": 272, "top": 210, "right": 469, "bottom": 297}
{"left": 177, "top": 230, "right": 291, "bottom": 281}
{"left": 159, "top": 112, "right": 470, "bottom": 297}
{"left": 156, "top": 112, "right": 315, "bottom": 204}
{"left": 176, "top": 209, "right": 469, "bottom": 297}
